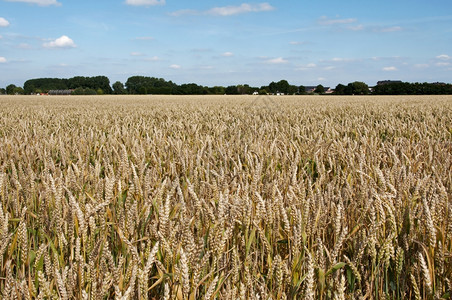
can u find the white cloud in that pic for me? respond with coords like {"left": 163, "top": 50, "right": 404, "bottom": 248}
{"left": 348, "top": 25, "right": 364, "bottom": 31}
{"left": 436, "top": 54, "right": 451, "bottom": 60}
{"left": 382, "top": 66, "right": 397, "bottom": 71}
{"left": 5, "top": 0, "right": 61, "bottom": 6}
{"left": 170, "top": 64, "right": 181, "bottom": 69}
{"left": 436, "top": 62, "right": 450, "bottom": 67}
{"left": 265, "top": 57, "right": 288, "bottom": 64}
{"left": 221, "top": 52, "right": 234, "bottom": 57}
{"left": 318, "top": 16, "right": 357, "bottom": 25}
{"left": 318, "top": 77, "right": 326, "bottom": 81}
{"left": 296, "top": 63, "right": 316, "bottom": 70}
{"left": 43, "top": 35, "right": 76, "bottom": 48}
{"left": 125, "top": 0, "right": 165, "bottom": 6}
{"left": 331, "top": 57, "right": 354, "bottom": 62}
{"left": 145, "top": 56, "right": 160, "bottom": 61}
{"left": 171, "top": 3, "right": 274, "bottom": 17}
{"left": 324, "top": 66, "right": 335, "bottom": 70}
{"left": 0, "top": 17, "right": 10, "bottom": 27}
{"left": 208, "top": 3, "right": 274, "bottom": 16}
{"left": 0, "top": 57, "right": 6, "bottom": 63}
{"left": 130, "top": 52, "right": 144, "bottom": 56}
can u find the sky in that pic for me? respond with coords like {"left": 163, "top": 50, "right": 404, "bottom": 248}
{"left": 0, "top": 0, "right": 451, "bottom": 88}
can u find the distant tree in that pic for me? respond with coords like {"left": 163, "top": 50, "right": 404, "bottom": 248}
{"left": 225, "top": 85, "right": 239, "bottom": 95}
{"left": 112, "top": 81, "right": 127, "bottom": 94}
{"left": 72, "top": 87, "right": 85, "bottom": 95}
{"left": 85, "top": 88, "right": 97, "bottom": 95}
{"left": 208, "top": 86, "right": 225, "bottom": 95}
{"left": 125, "top": 76, "right": 176, "bottom": 94}
{"left": 288, "top": 85, "right": 298, "bottom": 95}
{"left": 13, "top": 87, "right": 25, "bottom": 95}
{"left": 237, "top": 84, "right": 251, "bottom": 95}
{"left": 276, "top": 80, "right": 290, "bottom": 94}
{"left": 350, "top": 81, "right": 369, "bottom": 95}
{"left": 370, "top": 81, "right": 451, "bottom": 95}
{"left": 334, "top": 84, "right": 346, "bottom": 95}
{"left": 177, "top": 83, "right": 205, "bottom": 95}
{"left": 259, "top": 89, "right": 268, "bottom": 95}
{"left": 6, "top": 84, "right": 17, "bottom": 95}
{"left": 298, "top": 85, "right": 306, "bottom": 94}
{"left": 93, "top": 76, "right": 112, "bottom": 94}
{"left": 314, "top": 84, "right": 325, "bottom": 94}
{"left": 72, "top": 87, "right": 97, "bottom": 95}
{"left": 0, "top": 88, "right": 6, "bottom": 95}
{"left": 24, "top": 78, "right": 68, "bottom": 94}
{"left": 268, "top": 81, "right": 277, "bottom": 94}
{"left": 96, "top": 88, "right": 104, "bottom": 95}
{"left": 344, "top": 83, "right": 354, "bottom": 95}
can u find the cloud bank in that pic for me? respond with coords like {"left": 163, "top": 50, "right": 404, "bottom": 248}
{"left": 125, "top": 0, "right": 165, "bottom": 6}
{"left": 383, "top": 66, "right": 397, "bottom": 71}
{"left": 171, "top": 3, "right": 274, "bottom": 17}
{"left": 5, "top": 0, "right": 61, "bottom": 6}
{"left": 0, "top": 17, "right": 10, "bottom": 27}
{"left": 221, "top": 52, "right": 234, "bottom": 57}
{"left": 318, "top": 16, "right": 357, "bottom": 25}
{"left": 265, "top": 57, "right": 288, "bottom": 64}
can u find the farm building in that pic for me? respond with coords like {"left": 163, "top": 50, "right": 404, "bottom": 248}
{"left": 304, "top": 86, "right": 330, "bottom": 93}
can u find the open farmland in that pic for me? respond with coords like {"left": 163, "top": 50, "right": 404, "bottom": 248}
{"left": 0, "top": 95, "right": 451, "bottom": 299}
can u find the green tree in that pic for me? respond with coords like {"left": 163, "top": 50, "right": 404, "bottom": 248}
{"left": 24, "top": 78, "right": 68, "bottom": 94}
{"left": 276, "top": 80, "right": 290, "bottom": 94}
{"left": 6, "top": 84, "right": 17, "bottom": 95}
{"left": 237, "top": 84, "right": 251, "bottom": 95}
{"left": 314, "top": 84, "right": 325, "bottom": 94}
{"left": 225, "top": 85, "right": 239, "bottom": 95}
{"left": 208, "top": 86, "right": 225, "bottom": 95}
{"left": 298, "top": 85, "right": 306, "bottom": 94}
{"left": 288, "top": 85, "right": 298, "bottom": 95}
{"left": 350, "top": 81, "right": 369, "bottom": 95}
{"left": 13, "top": 87, "right": 25, "bottom": 95}
{"left": 72, "top": 87, "right": 97, "bottom": 95}
{"left": 112, "top": 81, "right": 126, "bottom": 94}
{"left": 0, "top": 88, "right": 6, "bottom": 95}
{"left": 334, "top": 84, "right": 346, "bottom": 95}
{"left": 125, "top": 76, "right": 176, "bottom": 94}
{"left": 268, "top": 81, "right": 277, "bottom": 94}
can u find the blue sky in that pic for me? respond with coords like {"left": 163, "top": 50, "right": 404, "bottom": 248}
{"left": 0, "top": 0, "right": 451, "bottom": 88}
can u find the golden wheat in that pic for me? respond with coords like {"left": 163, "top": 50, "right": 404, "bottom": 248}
{"left": 0, "top": 94, "right": 450, "bottom": 299}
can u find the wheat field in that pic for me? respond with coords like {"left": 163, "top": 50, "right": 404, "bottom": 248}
{"left": 0, "top": 95, "right": 451, "bottom": 299}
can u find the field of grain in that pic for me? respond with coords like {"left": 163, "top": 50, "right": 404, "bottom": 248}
{"left": 0, "top": 95, "right": 451, "bottom": 299}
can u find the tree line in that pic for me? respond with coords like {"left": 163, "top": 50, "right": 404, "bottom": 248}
{"left": 1, "top": 76, "right": 451, "bottom": 95}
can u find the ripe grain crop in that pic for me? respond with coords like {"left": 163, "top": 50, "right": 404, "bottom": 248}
{"left": 0, "top": 94, "right": 451, "bottom": 299}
